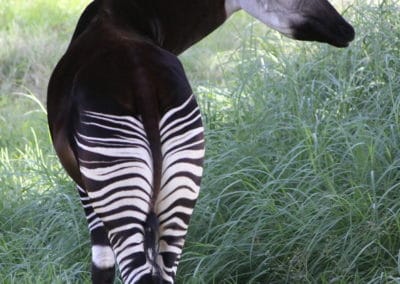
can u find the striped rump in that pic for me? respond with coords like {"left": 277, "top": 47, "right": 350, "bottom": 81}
{"left": 74, "top": 95, "right": 205, "bottom": 283}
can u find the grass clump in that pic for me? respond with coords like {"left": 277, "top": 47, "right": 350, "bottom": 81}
{"left": 1, "top": 0, "right": 400, "bottom": 283}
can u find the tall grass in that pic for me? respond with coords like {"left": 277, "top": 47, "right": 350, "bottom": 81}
{"left": 178, "top": 2, "right": 400, "bottom": 283}
{"left": 1, "top": 0, "right": 400, "bottom": 283}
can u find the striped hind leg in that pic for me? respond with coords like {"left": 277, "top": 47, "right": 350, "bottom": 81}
{"left": 74, "top": 110, "right": 156, "bottom": 283}
{"left": 77, "top": 185, "right": 116, "bottom": 284}
{"left": 156, "top": 95, "right": 205, "bottom": 282}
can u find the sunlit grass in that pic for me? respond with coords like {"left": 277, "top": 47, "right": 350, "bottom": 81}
{"left": 1, "top": 0, "right": 400, "bottom": 283}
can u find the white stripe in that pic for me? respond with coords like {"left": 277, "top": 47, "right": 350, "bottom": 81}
{"left": 80, "top": 163, "right": 152, "bottom": 182}
{"left": 89, "top": 222, "right": 104, "bottom": 231}
{"left": 158, "top": 241, "right": 182, "bottom": 254}
{"left": 81, "top": 121, "right": 146, "bottom": 138}
{"left": 85, "top": 177, "right": 152, "bottom": 199}
{"left": 162, "top": 127, "right": 204, "bottom": 149}
{"left": 108, "top": 223, "right": 144, "bottom": 236}
{"left": 76, "top": 139, "right": 151, "bottom": 158}
{"left": 101, "top": 210, "right": 147, "bottom": 223}
{"left": 94, "top": 198, "right": 149, "bottom": 215}
{"left": 84, "top": 111, "right": 146, "bottom": 135}
{"left": 158, "top": 186, "right": 199, "bottom": 209}
{"left": 162, "top": 138, "right": 204, "bottom": 159}
{"left": 77, "top": 132, "right": 150, "bottom": 148}
{"left": 90, "top": 190, "right": 150, "bottom": 209}
{"left": 163, "top": 149, "right": 205, "bottom": 168}
{"left": 160, "top": 108, "right": 200, "bottom": 137}
{"left": 161, "top": 216, "right": 188, "bottom": 230}
{"left": 161, "top": 163, "right": 203, "bottom": 187}
{"left": 158, "top": 205, "right": 196, "bottom": 223}
{"left": 126, "top": 265, "right": 152, "bottom": 284}
{"left": 92, "top": 245, "right": 115, "bottom": 268}
{"left": 159, "top": 95, "right": 194, "bottom": 128}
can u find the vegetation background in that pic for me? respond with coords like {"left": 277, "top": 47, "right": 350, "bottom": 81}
{"left": 1, "top": 0, "right": 400, "bottom": 283}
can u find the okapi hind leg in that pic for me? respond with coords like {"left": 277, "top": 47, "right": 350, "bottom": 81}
{"left": 156, "top": 95, "right": 205, "bottom": 281}
{"left": 77, "top": 185, "right": 116, "bottom": 284}
{"left": 74, "top": 110, "right": 157, "bottom": 283}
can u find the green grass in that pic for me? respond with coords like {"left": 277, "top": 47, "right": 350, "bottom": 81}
{"left": 1, "top": 0, "right": 400, "bottom": 283}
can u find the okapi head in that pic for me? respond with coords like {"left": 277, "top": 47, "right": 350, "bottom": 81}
{"left": 225, "top": 0, "right": 355, "bottom": 47}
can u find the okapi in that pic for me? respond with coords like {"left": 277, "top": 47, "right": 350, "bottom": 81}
{"left": 47, "top": 0, "right": 354, "bottom": 283}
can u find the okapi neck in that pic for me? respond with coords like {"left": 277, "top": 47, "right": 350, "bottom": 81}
{"left": 98, "top": 0, "right": 227, "bottom": 55}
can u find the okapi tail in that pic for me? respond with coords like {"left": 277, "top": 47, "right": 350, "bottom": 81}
{"left": 144, "top": 211, "right": 163, "bottom": 283}
{"left": 137, "top": 86, "right": 163, "bottom": 283}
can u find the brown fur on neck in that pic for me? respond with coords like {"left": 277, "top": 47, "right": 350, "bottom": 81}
{"left": 72, "top": 0, "right": 228, "bottom": 55}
